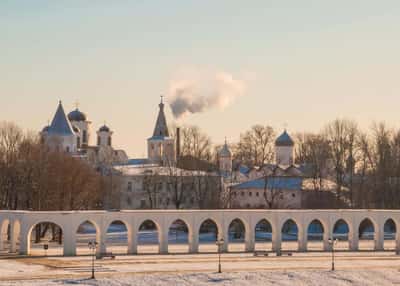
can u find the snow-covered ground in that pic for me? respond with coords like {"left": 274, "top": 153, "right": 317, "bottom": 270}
{"left": 2, "top": 269, "right": 400, "bottom": 286}
{"left": 1, "top": 251, "right": 400, "bottom": 285}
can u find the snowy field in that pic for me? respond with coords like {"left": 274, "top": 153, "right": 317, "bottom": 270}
{"left": 2, "top": 251, "right": 400, "bottom": 285}
{"left": 3, "top": 269, "right": 400, "bottom": 286}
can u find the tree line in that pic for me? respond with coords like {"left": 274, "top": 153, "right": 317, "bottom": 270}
{"left": 0, "top": 121, "right": 104, "bottom": 210}
{"left": 2, "top": 118, "right": 400, "bottom": 210}
{"left": 177, "top": 120, "right": 400, "bottom": 209}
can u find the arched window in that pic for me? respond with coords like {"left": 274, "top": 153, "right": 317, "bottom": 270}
{"left": 83, "top": 130, "right": 87, "bottom": 143}
{"left": 108, "top": 136, "right": 112, "bottom": 146}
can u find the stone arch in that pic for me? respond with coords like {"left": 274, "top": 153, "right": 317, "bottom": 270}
{"left": 255, "top": 219, "right": 273, "bottom": 251}
{"left": 228, "top": 218, "right": 247, "bottom": 252}
{"left": 307, "top": 219, "right": 325, "bottom": 251}
{"left": 281, "top": 219, "right": 298, "bottom": 251}
{"left": 255, "top": 219, "right": 273, "bottom": 241}
{"left": 76, "top": 220, "right": 100, "bottom": 255}
{"left": 0, "top": 219, "right": 10, "bottom": 251}
{"left": 384, "top": 218, "right": 397, "bottom": 250}
{"left": 228, "top": 218, "right": 246, "bottom": 243}
{"left": 168, "top": 219, "right": 190, "bottom": 253}
{"left": 198, "top": 218, "right": 220, "bottom": 242}
{"left": 105, "top": 220, "right": 129, "bottom": 254}
{"left": 358, "top": 218, "right": 376, "bottom": 250}
{"left": 28, "top": 221, "right": 64, "bottom": 256}
{"left": 358, "top": 218, "right": 375, "bottom": 239}
{"left": 137, "top": 219, "right": 160, "bottom": 254}
{"left": 198, "top": 218, "right": 219, "bottom": 252}
{"left": 333, "top": 218, "right": 350, "bottom": 250}
{"left": 307, "top": 219, "right": 324, "bottom": 241}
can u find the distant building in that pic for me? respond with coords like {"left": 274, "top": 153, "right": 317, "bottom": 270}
{"left": 40, "top": 101, "right": 128, "bottom": 166}
{"left": 147, "top": 98, "right": 176, "bottom": 166}
{"left": 275, "top": 130, "right": 295, "bottom": 165}
{"left": 226, "top": 129, "right": 346, "bottom": 209}
{"left": 111, "top": 98, "right": 223, "bottom": 209}
{"left": 229, "top": 176, "right": 342, "bottom": 209}
{"left": 218, "top": 139, "right": 233, "bottom": 177}
{"left": 114, "top": 164, "right": 222, "bottom": 209}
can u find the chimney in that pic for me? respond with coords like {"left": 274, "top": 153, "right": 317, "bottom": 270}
{"left": 176, "top": 127, "right": 181, "bottom": 159}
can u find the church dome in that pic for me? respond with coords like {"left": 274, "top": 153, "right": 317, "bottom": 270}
{"left": 275, "top": 130, "right": 294, "bottom": 147}
{"left": 68, "top": 109, "right": 87, "bottom": 122}
{"left": 98, "top": 124, "right": 110, "bottom": 132}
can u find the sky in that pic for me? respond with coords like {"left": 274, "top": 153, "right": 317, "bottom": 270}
{"left": 1, "top": 1, "right": 400, "bottom": 157}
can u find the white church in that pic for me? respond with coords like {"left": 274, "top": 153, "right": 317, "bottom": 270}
{"left": 40, "top": 101, "right": 128, "bottom": 165}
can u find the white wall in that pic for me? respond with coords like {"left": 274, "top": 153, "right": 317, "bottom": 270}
{"left": 1, "top": 209, "right": 399, "bottom": 256}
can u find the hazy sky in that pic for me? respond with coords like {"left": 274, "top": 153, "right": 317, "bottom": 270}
{"left": 1, "top": 1, "right": 400, "bottom": 157}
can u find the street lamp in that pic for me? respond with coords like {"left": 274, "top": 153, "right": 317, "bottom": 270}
{"left": 216, "top": 238, "right": 224, "bottom": 273}
{"left": 328, "top": 238, "right": 338, "bottom": 271}
{"left": 88, "top": 241, "right": 98, "bottom": 279}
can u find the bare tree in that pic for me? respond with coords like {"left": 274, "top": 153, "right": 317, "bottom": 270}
{"left": 234, "top": 125, "right": 275, "bottom": 167}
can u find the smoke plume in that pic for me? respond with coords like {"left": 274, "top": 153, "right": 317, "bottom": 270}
{"left": 167, "top": 72, "right": 246, "bottom": 119}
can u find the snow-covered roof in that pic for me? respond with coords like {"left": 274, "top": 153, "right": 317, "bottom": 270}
{"left": 114, "top": 164, "right": 211, "bottom": 176}
{"left": 231, "top": 176, "right": 338, "bottom": 192}
{"left": 231, "top": 177, "right": 303, "bottom": 191}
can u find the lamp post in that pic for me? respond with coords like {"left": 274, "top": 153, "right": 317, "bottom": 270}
{"left": 328, "top": 238, "right": 338, "bottom": 271}
{"left": 216, "top": 238, "right": 224, "bottom": 273}
{"left": 88, "top": 241, "right": 98, "bottom": 279}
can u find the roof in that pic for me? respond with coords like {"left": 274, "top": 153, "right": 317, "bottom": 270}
{"left": 126, "top": 158, "right": 152, "bottom": 165}
{"left": 48, "top": 101, "right": 75, "bottom": 136}
{"left": 231, "top": 176, "right": 303, "bottom": 191}
{"left": 99, "top": 125, "right": 110, "bottom": 132}
{"left": 151, "top": 100, "right": 169, "bottom": 139}
{"left": 68, "top": 108, "right": 87, "bottom": 122}
{"left": 275, "top": 130, "right": 294, "bottom": 147}
{"left": 239, "top": 165, "right": 250, "bottom": 175}
{"left": 219, "top": 141, "right": 232, "bottom": 157}
{"left": 113, "top": 164, "right": 211, "bottom": 176}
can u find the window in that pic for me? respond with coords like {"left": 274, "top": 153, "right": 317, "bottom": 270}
{"left": 108, "top": 136, "right": 112, "bottom": 146}
{"left": 190, "top": 197, "right": 194, "bottom": 204}
{"left": 292, "top": 193, "right": 296, "bottom": 198}
{"left": 83, "top": 130, "right": 87, "bottom": 143}
{"left": 256, "top": 192, "right": 259, "bottom": 197}
{"left": 140, "top": 199, "right": 146, "bottom": 208}
{"left": 127, "top": 182, "right": 132, "bottom": 192}
{"left": 66, "top": 146, "right": 70, "bottom": 153}
{"left": 127, "top": 197, "right": 132, "bottom": 206}
{"left": 97, "top": 136, "right": 100, "bottom": 146}
{"left": 77, "top": 137, "right": 81, "bottom": 148}
{"left": 241, "top": 192, "right": 244, "bottom": 197}
{"left": 249, "top": 192, "right": 252, "bottom": 197}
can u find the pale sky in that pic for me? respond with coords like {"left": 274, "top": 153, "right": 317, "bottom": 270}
{"left": 1, "top": 1, "right": 400, "bottom": 157}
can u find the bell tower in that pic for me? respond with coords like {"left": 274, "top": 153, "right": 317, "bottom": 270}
{"left": 147, "top": 97, "right": 175, "bottom": 165}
